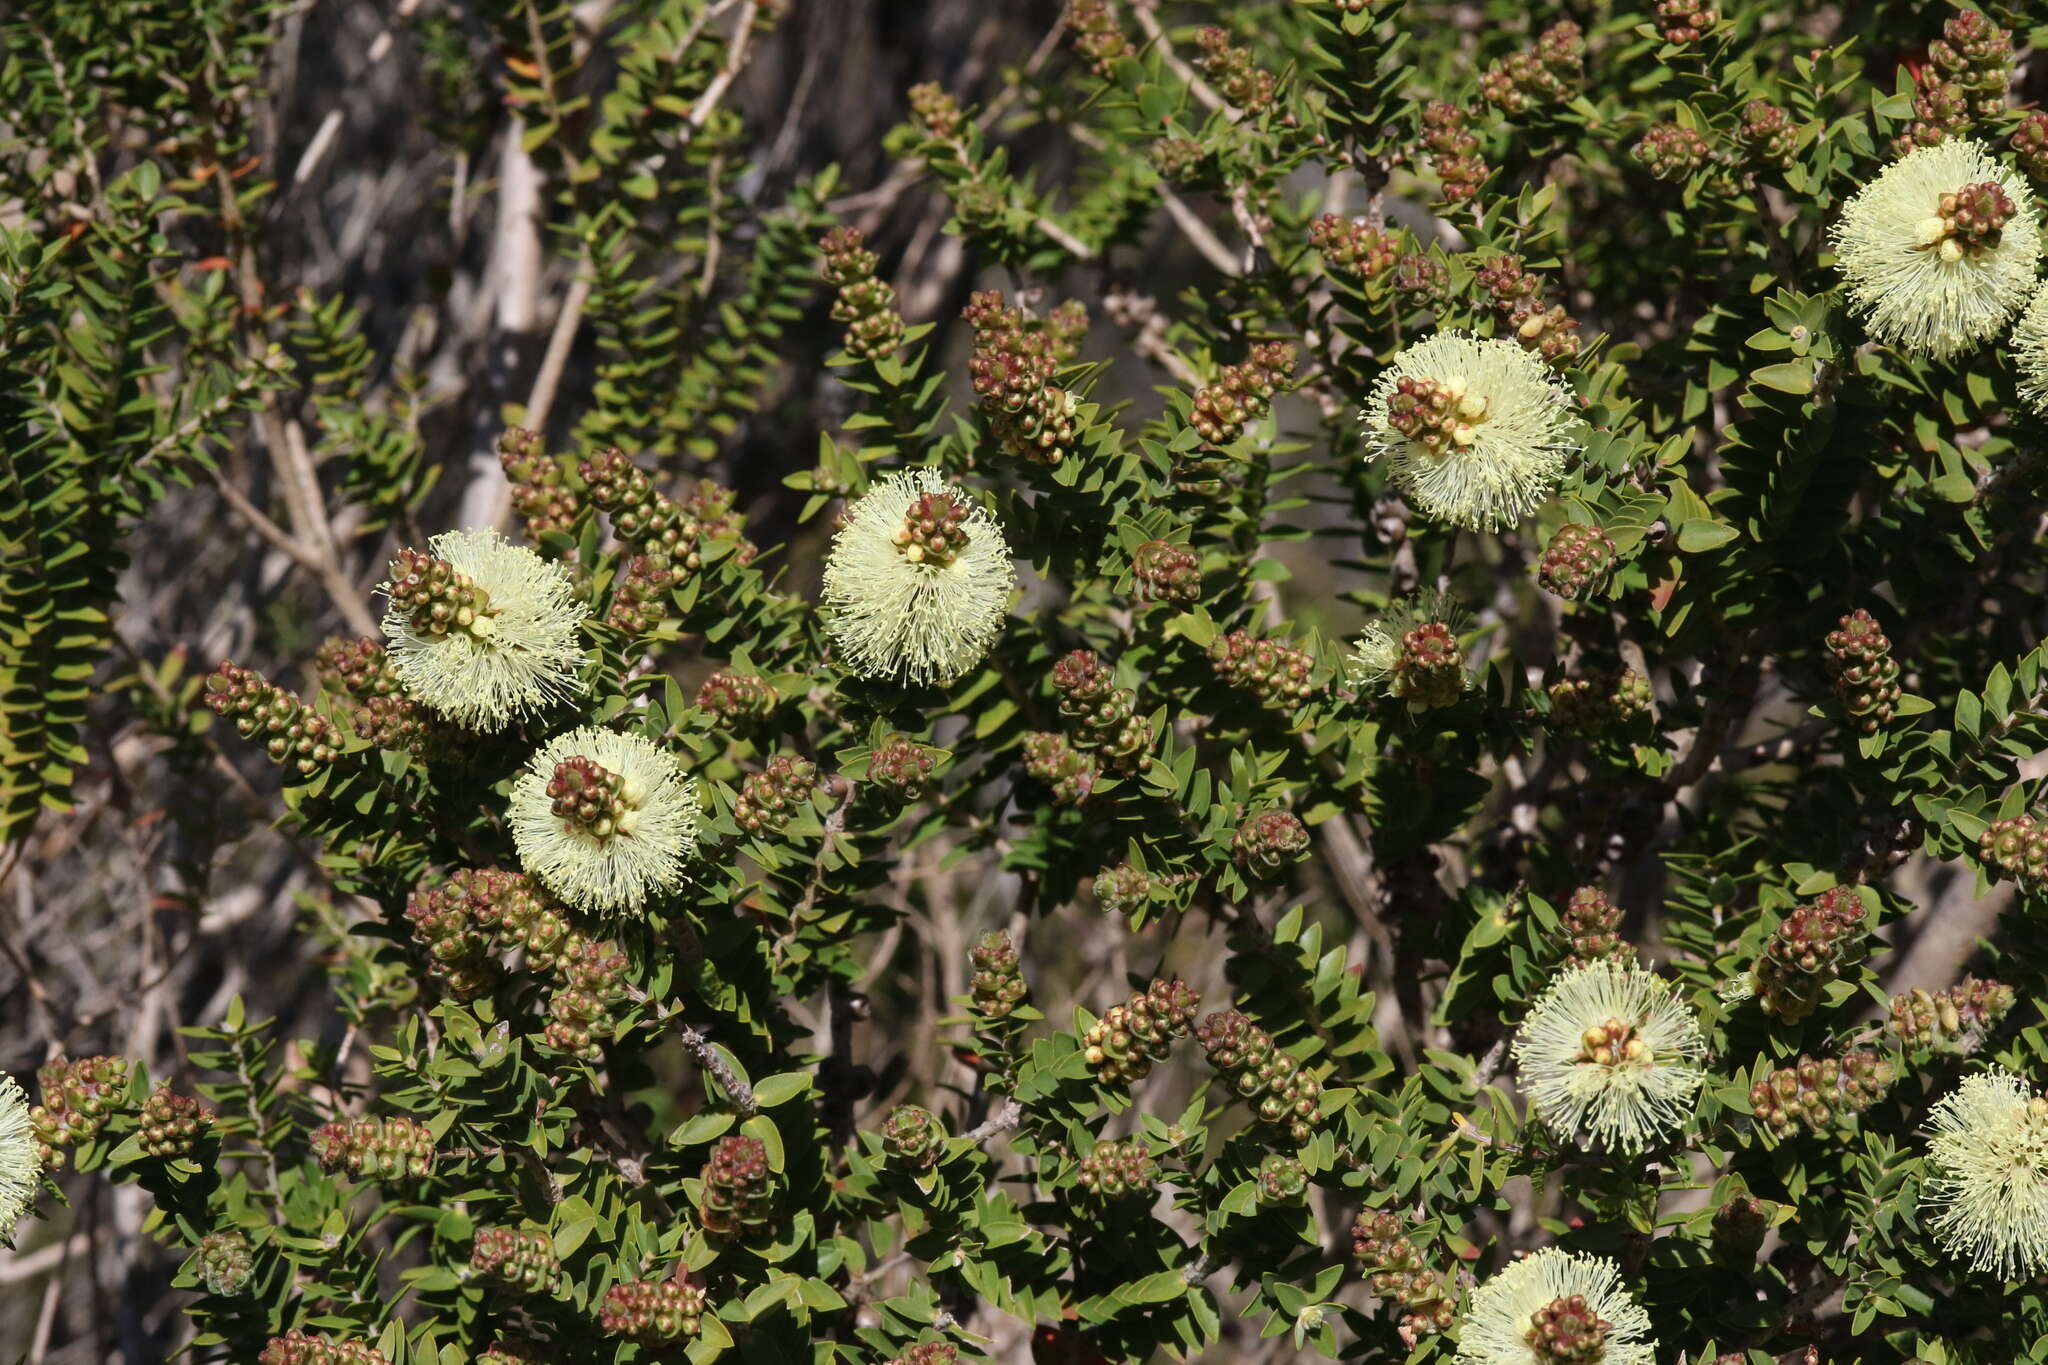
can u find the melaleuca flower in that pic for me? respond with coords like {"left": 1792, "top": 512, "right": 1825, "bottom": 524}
{"left": 1920, "top": 1068, "right": 2048, "bottom": 1279}
{"left": 1362, "top": 332, "right": 1578, "bottom": 533}
{"left": 379, "top": 527, "right": 587, "bottom": 731}
{"left": 509, "top": 726, "right": 700, "bottom": 915}
{"left": 821, "top": 468, "right": 1016, "bottom": 686}
{"left": 1831, "top": 139, "right": 2041, "bottom": 360}
{"left": 1, "top": 1071, "right": 40, "bottom": 1240}
{"left": 1453, "top": 1248, "right": 1656, "bottom": 1365}
{"left": 2011, "top": 280, "right": 2048, "bottom": 416}
{"left": 1511, "top": 960, "right": 1706, "bottom": 1154}
{"left": 1347, "top": 589, "right": 1470, "bottom": 709}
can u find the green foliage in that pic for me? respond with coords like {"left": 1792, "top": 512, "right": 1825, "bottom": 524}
{"left": 12, "top": 1, "right": 2048, "bottom": 1363}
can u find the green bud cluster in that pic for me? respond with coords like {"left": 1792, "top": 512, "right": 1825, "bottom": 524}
{"left": 1351, "top": 1209, "right": 1456, "bottom": 1340}
{"left": 1420, "top": 102, "right": 1486, "bottom": 205}
{"left": 1655, "top": 0, "right": 1716, "bottom": 43}
{"left": 1558, "top": 886, "right": 1628, "bottom": 966}
{"left": 882, "top": 1104, "right": 944, "bottom": 1169}
{"left": 1082, "top": 978, "right": 1200, "bottom": 1086}
{"left": 969, "top": 931, "right": 1029, "bottom": 1022}
{"left": 818, "top": 225, "right": 904, "bottom": 359}
{"left": 205, "top": 661, "right": 343, "bottom": 776}
{"left": 1889, "top": 976, "right": 2014, "bottom": 1053}
{"left": 1633, "top": 123, "right": 1710, "bottom": 181}
{"left": 1980, "top": 812, "right": 2048, "bottom": 893}
{"left": 1739, "top": 100, "right": 1796, "bottom": 169}
{"left": 1130, "top": 539, "right": 1200, "bottom": 605}
{"left": 1478, "top": 21, "right": 1582, "bottom": 118}
{"left": 1024, "top": 731, "right": 1097, "bottom": 805}
{"left": 598, "top": 1277, "right": 709, "bottom": 1342}
{"left": 1208, "top": 630, "right": 1316, "bottom": 707}
{"left": 605, "top": 553, "right": 675, "bottom": 634}
{"left": 1393, "top": 622, "right": 1464, "bottom": 710}
{"left": 698, "top": 1134, "right": 777, "bottom": 1238}
{"left": 194, "top": 1229, "right": 254, "bottom": 1296}
{"left": 962, "top": 290, "right": 1082, "bottom": 467}
{"left": 471, "top": 1227, "right": 560, "bottom": 1294}
{"left": 1752, "top": 886, "right": 1865, "bottom": 1022}
{"left": 1254, "top": 1152, "right": 1308, "bottom": 1206}
{"left": 1309, "top": 214, "right": 1398, "bottom": 281}
{"left": 1190, "top": 342, "right": 1295, "bottom": 447}
{"left": 1547, "top": 671, "right": 1650, "bottom": 737}
{"left": 1076, "top": 1137, "right": 1156, "bottom": 1202}
{"left": 2014, "top": 111, "right": 2048, "bottom": 183}
{"left": 1196, "top": 1010, "right": 1322, "bottom": 1144}
{"left": 30, "top": 1055, "right": 130, "bottom": 1169}
{"left": 1474, "top": 253, "right": 1582, "bottom": 361}
{"left": 884, "top": 1345, "right": 958, "bottom": 1365}
{"left": 1536, "top": 523, "right": 1617, "bottom": 599}
{"left": 865, "top": 735, "right": 938, "bottom": 804}
{"left": 1747, "top": 1050, "right": 1895, "bottom": 1138}
{"left": 385, "top": 547, "right": 492, "bottom": 639}
{"left": 1193, "top": 27, "right": 1274, "bottom": 113}
{"left": 1065, "top": 0, "right": 1132, "bottom": 77}
{"left": 1823, "top": 608, "right": 1901, "bottom": 732}
{"left": 407, "top": 874, "right": 503, "bottom": 1000}
{"left": 1052, "top": 649, "right": 1149, "bottom": 771}
{"left": 906, "top": 82, "right": 964, "bottom": 141}
{"left": 579, "top": 447, "right": 687, "bottom": 551}
{"left": 1927, "top": 9, "right": 2013, "bottom": 119}
{"left": 1094, "top": 862, "right": 1151, "bottom": 917}
{"left": 310, "top": 1114, "right": 435, "bottom": 1181}
{"left": 1710, "top": 1195, "right": 1768, "bottom": 1264}
{"left": 258, "top": 1331, "right": 391, "bottom": 1365}
{"left": 1524, "top": 1293, "right": 1610, "bottom": 1365}
{"left": 138, "top": 1083, "right": 213, "bottom": 1158}
{"left": 696, "top": 669, "right": 778, "bottom": 728}
{"left": 540, "top": 935, "right": 629, "bottom": 1059}
{"left": 1233, "top": 808, "right": 1311, "bottom": 880}
{"left": 497, "top": 427, "right": 582, "bottom": 541}
{"left": 478, "top": 1343, "right": 555, "bottom": 1365}
{"left": 735, "top": 754, "right": 819, "bottom": 833}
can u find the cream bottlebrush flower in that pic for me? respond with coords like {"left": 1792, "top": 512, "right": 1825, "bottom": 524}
{"left": 821, "top": 467, "right": 1016, "bottom": 686}
{"left": 1, "top": 1071, "right": 41, "bottom": 1241}
{"left": 2011, "top": 280, "right": 2048, "bottom": 416}
{"left": 1347, "top": 589, "right": 1469, "bottom": 700}
{"left": 1511, "top": 960, "right": 1706, "bottom": 1154}
{"left": 1920, "top": 1067, "right": 2048, "bottom": 1279}
{"left": 379, "top": 527, "right": 587, "bottom": 731}
{"left": 1453, "top": 1248, "right": 1656, "bottom": 1365}
{"left": 509, "top": 726, "right": 701, "bottom": 915}
{"left": 1362, "top": 331, "right": 1578, "bottom": 533}
{"left": 1831, "top": 139, "right": 2041, "bottom": 360}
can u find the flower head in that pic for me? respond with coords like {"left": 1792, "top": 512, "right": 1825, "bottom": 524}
{"left": 509, "top": 726, "right": 700, "bottom": 915}
{"left": 1511, "top": 960, "right": 1705, "bottom": 1154}
{"left": 1919, "top": 1067, "right": 2048, "bottom": 1279}
{"left": 1362, "top": 332, "right": 1578, "bottom": 532}
{"left": 1830, "top": 139, "right": 2041, "bottom": 360}
{"left": 2012, "top": 279, "right": 2048, "bottom": 416}
{"left": 1453, "top": 1248, "right": 1655, "bottom": 1365}
{"left": 380, "top": 527, "right": 586, "bottom": 731}
{"left": 821, "top": 468, "right": 1015, "bottom": 686}
{"left": 1, "top": 1071, "right": 41, "bottom": 1242}
{"left": 1348, "top": 589, "right": 1471, "bottom": 708}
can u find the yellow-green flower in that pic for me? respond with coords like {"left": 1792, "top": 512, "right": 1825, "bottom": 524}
{"left": 1920, "top": 1067, "right": 2048, "bottom": 1279}
{"left": 1511, "top": 960, "right": 1705, "bottom": 1154}
{"left": 509, "top": 726, "right": 700, "bottom": 916}
{"left": 1831, "top": 139, "right": 2041, "bottom": 360}
{"left": 1, "top": 1071, "right": 40, "bottom": 1242}
{"left": 821, "top": 468, "right": 1016, "bottom": 686}
{"left": 380, "top": 527, "right": 587, "bottom": 731}
{"left": 2011, "top": 279, "right": 2048, "bottom": 416}
{"left": 1362, "top": 332, "right": 1579, "bottom": 533}
{"left": 1453, "top": 1248, "right": 1655, "bottom": 1365}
